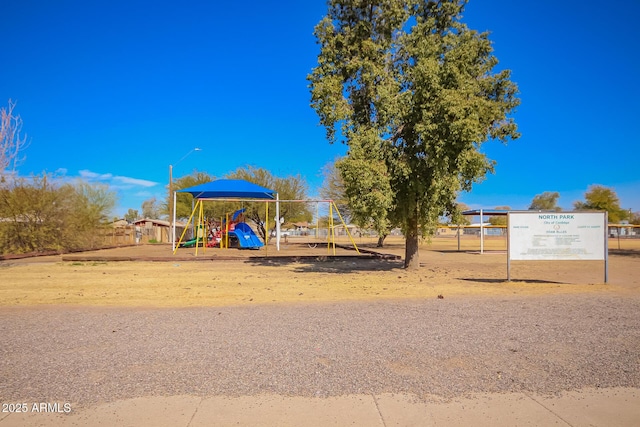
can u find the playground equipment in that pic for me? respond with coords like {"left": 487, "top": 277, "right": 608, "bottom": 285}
{"left": 173, "top": 197, "right": 359, "bottom": 256}
{"left": 218, "top": 208, "right": 263, "bottom": 250}
{"left": 179, "top": 224, "right": 204, "bottom": 248}
{"left": 230, "top": 222, "right": 263, "bottom": 249}
{"left": 175, "top": 206, "right": 263, "bottom": 251}
{"left": 172, "top": 179, "right": 359, "bottom": 256}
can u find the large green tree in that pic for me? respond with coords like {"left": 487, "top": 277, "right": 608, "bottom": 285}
{"left": 574, "top": 185, "right": 628, "bottom": 223}
{"left": 529, "top": 191, "right": 561, "bottom": 211}
{"left": 309, "top": 0, "right": 520, "bottom": 268}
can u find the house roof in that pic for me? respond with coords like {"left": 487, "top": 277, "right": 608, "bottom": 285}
{"left": 177, "top": 179, "right": 276, "bottom": 200}
{"left": 133, "top": 218, "right": 186, "bottom": 227}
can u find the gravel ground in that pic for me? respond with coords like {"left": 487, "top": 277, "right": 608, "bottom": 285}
{"left": 1, "top": 294, "right": 639, "bottom": 408}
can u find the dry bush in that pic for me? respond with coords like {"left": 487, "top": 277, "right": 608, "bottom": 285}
{"left": 0, "top": 175, "right": 115, "bottom": 254}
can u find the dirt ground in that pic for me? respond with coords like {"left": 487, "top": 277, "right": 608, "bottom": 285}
{"left": 1, "top": 236, "right": 638, "bottom": 307}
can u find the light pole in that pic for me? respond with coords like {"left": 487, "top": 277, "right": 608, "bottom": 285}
{"left": 169, "top": 148, "right": 201, "bottom": 249}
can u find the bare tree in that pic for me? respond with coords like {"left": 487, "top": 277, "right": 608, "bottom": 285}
{"left": 141, "top": 197, "right": 161, "bottom": 219}
{"left": 319, "top": 159, "right": 350, "bottom": 219}
{"left": 1, "top": 100, "right": 29, "bottom": 173}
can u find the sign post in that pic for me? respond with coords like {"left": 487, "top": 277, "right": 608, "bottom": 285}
{"left": 507, "top": 212, "right": 608, "bottom": 283}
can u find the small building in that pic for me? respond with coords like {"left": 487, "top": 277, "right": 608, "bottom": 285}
{"left": 292, "top": 222, "right": 311, "bottom": 236}
{"left": 132, "top": 219, "right": 187, "bottom": 243}
{"left": 436, "top": 226, "right": 459, "bottom": 237}
{"left": 111, "top": 218, "right": 129, "bottom": 228}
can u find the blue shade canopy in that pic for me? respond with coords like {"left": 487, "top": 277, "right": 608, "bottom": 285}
{"left": 177, "top": 179, "right": 276, "bottom": 200}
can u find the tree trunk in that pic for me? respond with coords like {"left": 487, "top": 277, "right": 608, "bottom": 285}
{"left": 404, "top": 211, "right": 420, "bottom": 269}
{"left": 376, "top": 235, "right": 387, "bottom": 247}
{"left": 248, "top": 212, "right": 266, "bottom": 242}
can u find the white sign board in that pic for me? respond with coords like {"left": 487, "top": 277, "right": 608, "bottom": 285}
{"left": 508, "top": 212, "right": 607, "bottom": 261}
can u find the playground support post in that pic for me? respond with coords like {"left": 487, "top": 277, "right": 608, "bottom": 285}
{"left": 316, "top": 202, "right": 319, "bottom": 240}
{"left": 225, "top": 212, "right": 230, "bottom": 249}
{"left": 276, "top": 193, "right": 280, "bottom": 251}
{"left": 169, "top": 165, "right": 174, "bottom": 249}
{"left": 169, "top": 147, "right": 201, "bottom": 251}
{"left": 327, "top": 202, "right": 331, "bottom": 254}
{"left": 332, "top": 201, "right": 360, "bottom": 254}
{"left": 172, "top": 191, "right": 177, "bottom": 251}
{"left": 604, "top": 211, "right": 609, "bottom": 283}
{"left": 265, "top": 200, "right": 269, "bottom": 256}
{"left": 173, "top": 199, "right": 200, "bottom": 254}
{"left": 480, "top": 209, "right": 484, "bottom": 254}
{"left": 328, "top": 202, "right": 336, "bottom": 255}
{"left": 195, "top": 199, "right": 205, "bottom": 256}
{"left": 218, "top": 215, "right": 223, "bottom": 248}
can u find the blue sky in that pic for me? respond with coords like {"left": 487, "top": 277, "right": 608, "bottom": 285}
{"left": 2, "top": 0, "right": 638, "bottom": 217}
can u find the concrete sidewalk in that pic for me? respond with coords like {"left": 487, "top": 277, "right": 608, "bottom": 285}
{"left": 1, "top": 388, "right": 638, "bottom": 427}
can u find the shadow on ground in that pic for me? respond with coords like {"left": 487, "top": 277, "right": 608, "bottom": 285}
{"left": 244, "top": 256, "right": 405, "bottom": 273}
{"left": 609, "top": 249, "right": 640, "bottom": 258}
{"left": 459, "top": 277, "right": 564, "bottom": 285}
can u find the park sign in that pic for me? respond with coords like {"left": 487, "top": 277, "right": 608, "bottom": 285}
{"left": 507, "top": 211, "right": 608, "bottom": 282}
{"left": 508, "top": 212, "right": 607, "bottom": 260}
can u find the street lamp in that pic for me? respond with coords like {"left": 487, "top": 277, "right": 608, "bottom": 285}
{"left": 169, "top": 148, "right": 201, "bottom": 249}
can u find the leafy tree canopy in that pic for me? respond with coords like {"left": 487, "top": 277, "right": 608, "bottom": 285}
{"left": 322, "top": 157, "right": 396, "bottom": 247}
{"left": 309, "top": 0, "right": 520, "bottom": 268}
{"left": 124, "top": 208, "right": 139, "bottom": 222}
{"left": 442, "top": 201, "right": 470, "bottom": 225}
{"left": 488, "top": 205, "right": 510, "bottom": 226}
{"left": 170, "top": 170, "right": 216, "bottom": 219}
{"left": 574, "top": 185, "right": 628, "bottom": 223}
{"left": 225, "top": 166, "right": 312, "bottom": 241}
{"left": 529, "top": 191, "right": 561, "bottom": 211}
